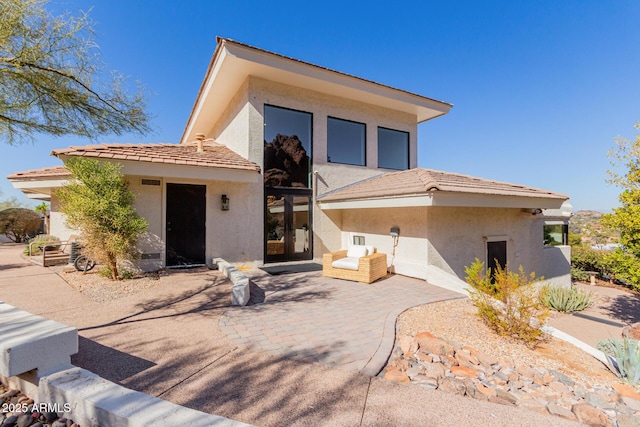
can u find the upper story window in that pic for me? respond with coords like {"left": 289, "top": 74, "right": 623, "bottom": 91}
{"left": 378, "top": 127, "right": 409, "bottom": 170}
{"left": 327, "top": 117, "right": 366, "bottom": 166}
{"left": 264, "top": 105, "right": 312, "bottom": 188}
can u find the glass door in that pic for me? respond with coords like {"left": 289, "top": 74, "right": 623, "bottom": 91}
{"left": 265, "top": 190, "right": 312, "bottom": 262}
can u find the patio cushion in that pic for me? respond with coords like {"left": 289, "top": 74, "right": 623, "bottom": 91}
{"left": 365, "top": 245, "right": 375, "bottom": 256}
{"left": 347, "top": 245, "right": 368, "bottom": 258}
{"left": 332, "top": 257, "right": 360, "bottom": 271}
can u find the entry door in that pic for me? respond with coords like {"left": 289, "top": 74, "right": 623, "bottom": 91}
{"left": 166, "top": 183, "right": 206, "bottom": 266}
{"left": 487, "top": 240, "right": 507, "bottom": 281}
{"left": 265, "top": 191, "right": 312, "bottom": 262}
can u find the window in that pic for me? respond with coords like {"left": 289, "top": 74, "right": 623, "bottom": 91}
{"left": 353, "top": 235, "right": 365, "bottom": 245}
{"left": 264, "top": 105, "right": 312, "bottom": 188}
{"left": 378, "top": 127, "right": 409, "bottom": 170}
{"left": 327, "top": 117, "right": 366, "bottom": 166}
{"left": 544, "top": 224, "right": 568, "bottom": 246}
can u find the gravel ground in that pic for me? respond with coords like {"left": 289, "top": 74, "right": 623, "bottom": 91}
{"left": 396, "top": 298, "right": 618, "bottom": 389}
{"left": 53, "top": 266, "right": 170, "bottom": 303}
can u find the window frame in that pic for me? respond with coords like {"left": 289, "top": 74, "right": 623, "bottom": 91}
{"left": 543, "top": 223, "right": 569, "bottom": 247}
{"left": 327, "top": 116, "right": 367, "bottom": 167}
{"left": 377, "top": 126, "right": 410, "bottom": 171}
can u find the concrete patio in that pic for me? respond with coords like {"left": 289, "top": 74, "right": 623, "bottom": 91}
{"left": 0, "top": 243, "right": 578, "bottom": 426}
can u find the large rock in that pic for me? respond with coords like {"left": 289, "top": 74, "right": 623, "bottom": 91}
{"left": 398, "top": 335, "right": 418, "bottom": 355}
{"left": 621, "top": 322, "right": 640, "bottom": 340}
{"left": 450, "top": 366, "right": 479, "bottom": 378}
{"left": 546, "top": 402, "right": 577, "bottom": 421}
{"left": 571, "top": 403, "right": 612, "bottom": 427}
{"left": 383, "top": 369, "right": 410, "bottom": 383}
{"left": 437, "top": 377, "right": 466, "bottom": 395}
{"left": 415, "top": 332, "right": 455, "bottom": 356}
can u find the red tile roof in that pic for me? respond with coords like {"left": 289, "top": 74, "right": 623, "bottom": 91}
{"left": 7, "top": 166, "right": 71, "bottom": 181}
{"left": 318, "top": 168, "right": 568, "bottom": 202}
{"left": 50, "top": 141, "right": 260, "bottom": 172}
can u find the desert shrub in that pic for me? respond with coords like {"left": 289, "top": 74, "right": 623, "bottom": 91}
{"left": 24, "top": 234, "right": 61, "bottom": 255}
{"left": 570, "top": 267, "right": 590, "bottom": 282}
{"left": 465, "top": 259, "right": 548, "bottom": 345}
{"left": 598, "top": 338, "right": 640, "bottom": 385}
{"left": 603, "top": 249, "right": 640, "bottom": 292}
{"left": 540, "top": 284, "right": 594, "bottom": 312}
{"left": 571, "top": 245, "right": 608, "bottom": 275}
{"left": 0, "top": 208, "right": 41, "bottom": 243}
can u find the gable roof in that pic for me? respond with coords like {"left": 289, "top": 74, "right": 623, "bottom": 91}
{"left": 181, "top": 37, "right": 453, "bottom": 144}
{"left": 51, "top": 141, "right": 260, "bottom": 172}
{"left": 317, "top": 168, "right": 568, "bottom": 209}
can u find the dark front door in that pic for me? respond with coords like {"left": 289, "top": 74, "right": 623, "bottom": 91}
{"left": 487, "top": 240, "right": 507, "bottom": 281}
{"left": 265, "top": 189, "right": 312, "bottom": 263}
{"left": 166, "top": 183, "right": 206, "bottom": 267}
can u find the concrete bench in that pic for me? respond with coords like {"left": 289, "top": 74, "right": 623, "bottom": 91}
{"left": 213, "top": 258, "right": 250, "bottom": 306}
{"left": 0, "top": 301, "right": 78, "bottom": 396}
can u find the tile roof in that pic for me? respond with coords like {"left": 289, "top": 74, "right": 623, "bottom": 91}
{"left": 7, "top": 166, "right": 71, "bottom": 181}
{"left": 50, "top": 141, "right": 260, "bottom": 172}
{"left": 317, "top": 168, "right": 568, "bottom": 202}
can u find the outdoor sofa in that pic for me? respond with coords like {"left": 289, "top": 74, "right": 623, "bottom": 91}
{"left": 322, "top": 245, "right": 387, "bottom": 284}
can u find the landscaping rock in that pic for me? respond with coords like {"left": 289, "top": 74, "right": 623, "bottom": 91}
{"left": 621, "top": 322, "right": 640, "bottom": 340}
{"left": 437, "top": 377, "right": 466, "bottom": 395}
{"left": 571, "top": 403, "right": 612, "bottom": 427}
{"left": 618, "top": 413, "right": 640, "bottom": 427}
{"left": 450, "top": 366, "right": 478, "bottom": 378}
{"left": 415, "top": 333, "right": 454, "bottom": 356}
{"left": 383, "top": 369, "right": 410, "bottom": 383}
{"left": 16, "top": 414, "right": 33, "bottom": 427}
{"left": 546, "top": 402, "right": 577, "bottom": 421}
{"left": 550, "top": 369, "right": 575, "bottom": 387}
{"left": 399, "top": 335, "right": 418, "bottom": 355}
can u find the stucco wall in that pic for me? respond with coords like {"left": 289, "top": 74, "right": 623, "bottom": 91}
{"left": 247, "top": 77, "right": 419, "bottom": 262}
{"left": 340, "top": 207, "right": 429, "bottom": 279}
{"left": 128, "top": 176, "right": 164, "bottom": 271}
{"left": 209, "top": 79, "right": 251, "bottom": 161}
{"left": 336, "top": 206, "right": 570, "bottom": 285}
{"left": 49, "top": 195, "right": 80, "bottom": 242}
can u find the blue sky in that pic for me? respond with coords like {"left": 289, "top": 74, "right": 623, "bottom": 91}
{"left": 2, "top": 0, "right": 638, "bottom": 212}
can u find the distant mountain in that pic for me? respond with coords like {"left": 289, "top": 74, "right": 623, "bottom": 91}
{"left": 570, "top": 210, "right": 619, "bottom": 244}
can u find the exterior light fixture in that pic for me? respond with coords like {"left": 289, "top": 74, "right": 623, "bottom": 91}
{"left": 221, "top": 194, "right": 230, "bottom": 211}
{"left": 390, "top": 227, "right": 400, "bottom": 237}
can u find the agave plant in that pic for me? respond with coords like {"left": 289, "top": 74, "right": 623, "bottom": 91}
{"left": 540, "top": 284, "right": 594, "bottom": 313}
{"left": 598, "top": 338, "right": 640, "bottom": 385}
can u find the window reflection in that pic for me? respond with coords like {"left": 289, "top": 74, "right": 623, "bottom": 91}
{"left": 327, "top": 117, "right": 366, "bottom": 166}
{"left": 264, "top": 105, "right": 312, "bottom": 188}
{"left": 378, "top": 127, "right": 409, "bottom": 170}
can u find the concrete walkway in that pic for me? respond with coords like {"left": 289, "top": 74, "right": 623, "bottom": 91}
{"left": 547, "top": 282, "right": 640, "bottom": 348}
{"left": 221, "top": 270, "right": 461, "bottom": 375}
{"left": 0, "top": 243, "right": 580, "bottom": 427}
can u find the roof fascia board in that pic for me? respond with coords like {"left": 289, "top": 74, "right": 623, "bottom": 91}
{"left": 181, "top": 47, "right": 229, "bottom": 143}
{"left": 226, "top": 42, "right": 452, "bottom": 117}
{"left": 318, "top": 192, "right": 566, "bottom": 210}
{"left": 54, "top": 155, "right": 260, "bottom": 183}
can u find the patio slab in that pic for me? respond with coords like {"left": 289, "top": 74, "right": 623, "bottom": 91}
{"left": 220, "top": 270, "right": 463, "bottom": 375}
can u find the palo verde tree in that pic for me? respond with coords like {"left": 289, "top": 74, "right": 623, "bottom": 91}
{"left": 0, "top": 0, "right": 150, "bottom": 144}
{"left": 602, "top": 123, "right": 640, "bottom": 289}
{"left": 56, "top": 157, "right": 147, "bottom": 280}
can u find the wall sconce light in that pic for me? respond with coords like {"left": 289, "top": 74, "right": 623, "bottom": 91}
{"left": 390, "top": 227, "right": 400, "bottom": 237}
{"left": 221, "top": 194, "right": 230, "bottom": 211}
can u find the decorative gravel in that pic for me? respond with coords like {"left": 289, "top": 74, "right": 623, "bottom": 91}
{"left": 396, "top": 298, "right": 617, "bottom": 388}
{"left": 54, "top": 267, "right": 169, "bottom": 303}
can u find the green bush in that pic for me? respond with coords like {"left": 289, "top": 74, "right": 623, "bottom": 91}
{"left": 570, "top": 267, "right": 590, "bottom": 282}
{"left": 0, "top": 208, "right": 41, "bottom": 243}
{"left": 603, "top": 249, "right": 640, "bottom": 292}
{"left": 540, "top": 284, "right": 594, "bottom": 312}
{"left": 465, "top": 259, "right": 548, "bottom": 345}
{"left": 24, "top": 234, "right": 61, "bottom": 255}
{"left": 598, "top": 338, "right": 640, "bottom": 385}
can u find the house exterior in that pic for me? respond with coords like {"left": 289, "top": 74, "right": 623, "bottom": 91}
{"left": 8, "top": 37, "right": 571, "bottom": 284}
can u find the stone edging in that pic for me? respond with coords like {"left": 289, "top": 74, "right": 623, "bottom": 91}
{"left": 214, "top": 258, "right": 250, "bottom": 306}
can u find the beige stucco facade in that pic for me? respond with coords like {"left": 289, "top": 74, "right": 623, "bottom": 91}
{"left": 204, "top": 75, "right": 421, "bottom": 264}
{"left": 336, "top": 206, "right": 570, "bottom": 285}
